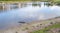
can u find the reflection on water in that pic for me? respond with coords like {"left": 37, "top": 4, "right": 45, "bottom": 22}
{"left": 0, "top": 2, "right": 54, "bottom": 11}
{"left": 0, "top": 2, "right": 60, "bottom": 30}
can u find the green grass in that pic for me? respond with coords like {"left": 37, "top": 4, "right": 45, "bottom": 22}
{"left": 0, "top": 0, "right": 60, "bottom": 4}
{"left": 31, "top": 23, "right": 60, "bottom": 33}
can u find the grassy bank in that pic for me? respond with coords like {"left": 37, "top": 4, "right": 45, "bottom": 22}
{"left": 0, "top": 0, "right": 52, "bottom": 1}
{"left": 0, "top": 0, "right": 60, "bottom": 5}
{"left": 31, "top": 22, "right": 60, "bottom": 33}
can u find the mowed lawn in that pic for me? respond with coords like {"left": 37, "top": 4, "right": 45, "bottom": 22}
{"left": 31, "top": 22, "right": 60, "bottom": 33}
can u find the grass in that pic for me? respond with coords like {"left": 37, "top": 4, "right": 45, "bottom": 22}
{"left": 0, "top": 0, "right": 60, "bottom": 5}
{"left": 31, "top": 22, "right": 60, "bottom": 33}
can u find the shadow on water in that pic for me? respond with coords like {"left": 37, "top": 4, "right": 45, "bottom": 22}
{"left": 18, "top": 21, "right": 26, "bottom": 24}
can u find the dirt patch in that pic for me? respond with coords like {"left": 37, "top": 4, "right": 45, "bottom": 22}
{"left": 47, "top": 28, "right": 60, "bottom": 33}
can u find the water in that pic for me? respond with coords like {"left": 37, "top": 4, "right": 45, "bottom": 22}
{"left": 0, "top": 2, "right": 60, "bottom": 30}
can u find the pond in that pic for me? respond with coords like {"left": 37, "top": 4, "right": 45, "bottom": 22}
{"left": 0, "top": 2, "right": 60, "bottom": 30}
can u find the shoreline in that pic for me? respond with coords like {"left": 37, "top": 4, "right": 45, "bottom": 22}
{"left": 0, "top": 17, "right": 60, "bottom": 33}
